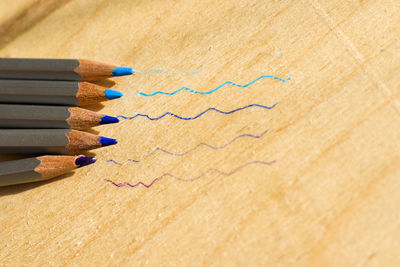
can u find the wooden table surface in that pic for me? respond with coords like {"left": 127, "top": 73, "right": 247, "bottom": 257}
{"left": 0, "top": 1, "right": 399, "bottom": 266}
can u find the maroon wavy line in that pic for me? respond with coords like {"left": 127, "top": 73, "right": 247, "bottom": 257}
{"left": 104, "top": 160, "right": 276, "bottom": 189}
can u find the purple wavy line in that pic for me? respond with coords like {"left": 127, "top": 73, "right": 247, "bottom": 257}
{"left": 100, "top": 128, "right": 269, "bottom": 165}
{"left": 104, "top": 160, "right": 276, "bottom": 189}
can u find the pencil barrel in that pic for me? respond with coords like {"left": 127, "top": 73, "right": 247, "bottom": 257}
{"left": 0, "top": 155, "right": 93, "bottom": 186}
{"left": 0, "top": 79, "right": 80, "bottom": 105}
{"left": 0, "top": 80, "right": 111, "bottom": 106}
{"left": 0, "top": 129, "right": 104, "bottom": 154}
{"left": 0, "top": 129, "right": 70, "bottom": 154}
{"left": 0, "top": 58, "right": 81, "bottom": 80}
{"left": 0, "top": 104, "right": 70, "bottom": 128}
{"left": 0, "top": 58, "right": 123, "bottom": 81}
{"left": 0, "top": 158, "right": 42, "bottom": 186}
{"left": 0, "top": 105, "right": 105, "bottom": 129}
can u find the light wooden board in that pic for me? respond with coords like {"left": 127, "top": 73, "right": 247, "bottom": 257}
{"left": 1, "top": 0, "right": 400, "bottom": 266}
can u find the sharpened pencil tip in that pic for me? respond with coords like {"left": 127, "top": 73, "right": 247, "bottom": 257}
{"left": 100, "top": 136, "right": 118, "bottom": 147}
{"left": 105, "top": 89, "right": 123, "bottom": 100}
{"left": 100, "top": 115, "right": 120, "bottom": 125}
{"left": 75, "top": 156, "right": 97, "bottom": 168}
{"left": 112, "top": 66, "right": 134, "bottom": 76}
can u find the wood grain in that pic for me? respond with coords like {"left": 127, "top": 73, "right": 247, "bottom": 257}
{"left": 0, "top": 0, "right": 399, "bottom": 266}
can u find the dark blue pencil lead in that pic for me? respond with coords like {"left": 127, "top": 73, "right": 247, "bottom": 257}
{"left": 100, "top": 136, "right": 118, "bottom": 147}
{"left": 100, "top": 115, "right": 120, "bottom": 125}
{"left": 75, "top": 156, "right": 97, "bottom": 168}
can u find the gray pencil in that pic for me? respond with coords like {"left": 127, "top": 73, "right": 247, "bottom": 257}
{"left": 0, "top": 129, "right": 117, "bottom": 154}
{"left": 0, "top": 58, "right": 134, "bottom": 81}
{"left": 0, "top": 104, "right": 119, "bottom": 130}
{"left": 0, "top": 155, "right": 96, "bottom": 187}
{"left": 0, "top": 79, "right": 123, "bottom": 106}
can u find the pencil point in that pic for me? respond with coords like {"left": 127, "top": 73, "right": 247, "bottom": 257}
{"left": 75, "top": 156, "right": 97, "bottom": 168}
{"left": 112, "top": 66, "right": 134, "bottom": 76}
{"left": 105, "top": 89, "right": 123, "bottom": 100}
{"left": 100, "top": 136, "right": 118, "bottom": 147}
{"left": 100, "top": 115, "right": 120, "bottom": 125}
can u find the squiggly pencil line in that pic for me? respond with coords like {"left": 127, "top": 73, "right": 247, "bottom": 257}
{"left": 117, "top": 103, "right": 278, "bottom": 121}
{"left": 135, "top": 67, "right": 203, "bottom": 75}
{"left": 101, "top": 129, "right": 269, "bottom": 165}
{"left": 104, "top": 160, "right": 276, "bottom": 189}
{"left": 136, "top": 75, "right": 291, "bottom": 96}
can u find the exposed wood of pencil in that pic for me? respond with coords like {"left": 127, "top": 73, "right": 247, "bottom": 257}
{"left": 0, "top": 80, "right": 109, "bottom": 106}
{"left": 75, "top": 59, "right": 117, "bottom": 81}
{"left": 0, "top": 104, "right": 107, "bottom": 129}
{"left": 35, "top": 156, "right": 81, "bottom": 180}
{"left": 0, "top": 129, "right": 103, "bottom": 154}
{"left": 66, "top": 107, "right": 103, "bottom": 129}
{"left": 0, "top": 58, "right": 117, "bottom": 81}
{"left": 76, "top": 82, "right": 108, "bottom": 106}
{"left": 65, "top": 130, "right": 104, "bottom": 152}
{"left": 0, "top": 156, "right": 83, "bottom": 186}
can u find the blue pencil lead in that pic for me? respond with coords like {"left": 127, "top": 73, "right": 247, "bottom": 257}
{"left": 105, "top": 89, "right": 124, "bottom": 100}
{"left": 99, "top": 137, "right": 118, "bottom": 147}
{"left": 100, "top": 115, "right": 120, "bottom": 125}
{"left": 112, "top": 66, "right": 134, "bottom": 76}
{"left": 75, "top": 156, "right": 97, "bottom": 168}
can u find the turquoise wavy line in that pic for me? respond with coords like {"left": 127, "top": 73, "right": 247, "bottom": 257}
{"left": 136, "top": 75, "right": 291, "bottom": 97}
{"left": 136, "top": 67, "right": 203, "bottom": 75}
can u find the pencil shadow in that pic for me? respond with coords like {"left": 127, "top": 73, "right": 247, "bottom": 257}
{"left": 0, "top": 172, "right": 74, "bottom": 196}
{"left": 92, "top": 79, "right": 116, "bottom": 88}
{"left": 84, "top": 103, "right": 105, "bottom": 112}
{"left": 84, "top": 128, "right": 100, "bottom": 135}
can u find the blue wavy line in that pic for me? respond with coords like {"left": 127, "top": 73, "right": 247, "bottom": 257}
{"left": 136, "top": 75, "right": 291, "bottom": 97}
{"left": 117, "top": 103, "right": 278, "bottom": 121}
{"left": 136, "top": 67, "right": 203, "bottom": 75}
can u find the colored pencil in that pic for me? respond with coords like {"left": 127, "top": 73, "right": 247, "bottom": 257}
{"left": 0, "top": 104, "right": 120, "bottom": 130}
{"left": 0, "top": 155, "right": 96, "bottom": 187}
{"left": 0, "top": 129, "right": 117, "bottom": 154}
{"left": 0, "top": 79, "right": 123, "bottom": 106}
{"left": 0, "top": 58, "right": 134, "bottom": 81}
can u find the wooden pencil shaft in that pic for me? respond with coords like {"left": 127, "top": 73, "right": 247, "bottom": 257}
{"left": 0, "top": 129, "right": 101, "bottom": 154}
{"left": 76, "top": 82, "right": 108, "bottom": 106}
{"left": 0, "top": 129, "right": 69, "bottom": 154}
{"left": 0, "top": 58, "right": 80, "bottom": 80}
{"left": 0, "top": 79, "right": 79, "bottom": 105}
{"left": 0, "top": 58, "right": 116, "bottom": 81}
{"left": 0, "top": 157, "right": 42, "bottom": 186}
{"left": 0, "top": 104, "right": 70, "bottom": 128}
{"left": 0, "top": 80, "right": 108, "bottom": 106}
{"left": 0, "top": 104, "right": 103, "bottom": 129}
{"left": 0, "top": 155, "right": 85, "bottom": 187}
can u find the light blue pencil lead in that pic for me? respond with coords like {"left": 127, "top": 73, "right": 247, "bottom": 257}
{"left": 105, "top": 89, "right": 124, "bottom": 100}
{"left": 112, "top": 66, "right": 134, "bottom": 76}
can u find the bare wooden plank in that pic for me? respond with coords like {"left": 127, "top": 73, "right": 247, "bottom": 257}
{"left": 0, "top": 0, "right": 399, "bottom": 266}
